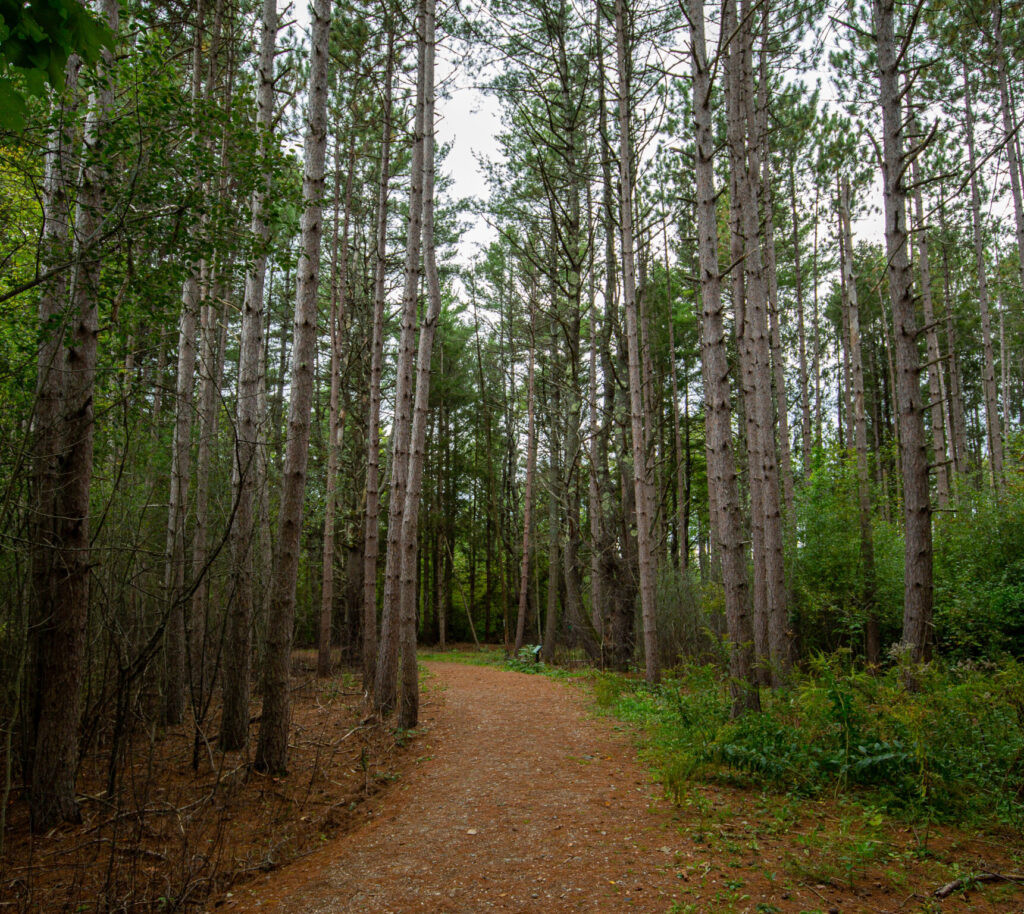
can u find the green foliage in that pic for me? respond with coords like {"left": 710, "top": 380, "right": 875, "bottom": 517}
{"left": 503, "top": 644, "right": 549, "bottom": 674}
{"left": 597, "top": 655, "right": 1024, "bottom": 829}
{"left": 792, "top": 445, "right": 904, "bottom": 655}
{"left": 0, "top": 0, "right": 113, "bottom": 129}
{"left": 933, "top": 462, "right": 1024, "bottom": 657}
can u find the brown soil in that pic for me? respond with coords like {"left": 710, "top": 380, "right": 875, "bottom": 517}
{"left": 1, "top": 653, "right": 412, "bottom": 913}
{"left": 218, "top": 662, "right": 1024, "bottom": 914}
{"left": 5, "top": 657, "right": 1022, "bottom": 913}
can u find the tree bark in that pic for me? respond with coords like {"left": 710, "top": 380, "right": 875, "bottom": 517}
{"left": 29, "top": 53, "right": 81, "bottom": 787}
{"left": 994, "top": 3, "right": 1024, "bottom": 292}
{"left": 397, "top": 0, "right": 442, "bottom": 729}
{"left": 163, "top": 4, "right": 205, "bottom": 726}
{"left": 790, "top": 165, "right": 813, "bottom": 477}
{"left": 963, "top": 67, "right": 1004, "bottom": 488}
{"left": 939, "top": 202, "right": 969, "bottom": 478}
{"left": 362, "top": 22, "right": 395, "bottom": 694}
{"left": 30, "top": 0, "right": 118, "bottom": 833}
{"left": 319, "top": 135, "right": 355, "bottom": 679}
{"left": 514, "top": 288, "right": 537, "bottom": 653}
{"left": 376, "top": 0, "right": 427, "bottom": 715}
{"left": 688, "top": 0, "right": 759, "bottom": 714}
{"left": 907, "top": 99, "right": 950, "bottom": 508}
{"left": 727, "top": 0, "right": 789, "bottom": 683}
{"left": 873, "top": 0, "right": 933, "bottom": 663}
{"left": 840, "top": 178, "right": 879, "bottom": 664}
{"left": 222, "top": 0, "right": 275, "bottom": 751}
{"left": 254, "top": 0, "right": 331, "bottom": 773}
{"left": 615, "top": 0, "right": 659, "bottom": 684}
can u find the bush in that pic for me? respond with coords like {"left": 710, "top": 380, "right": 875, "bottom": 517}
{"left": 791, "top": 446, "right": 904, "bottom": 657}
{"left": 933, "top": 464, "right": 1024, "bottom": 658}
{"left": 598, "top": 653, "right": 1024, "bottom": 829}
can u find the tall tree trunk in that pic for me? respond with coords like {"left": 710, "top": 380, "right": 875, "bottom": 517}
{"left": 790, "top": 165, "right": 813, "bottom": 477}
{"left": 688, "top": 0, "right": 759, "bottom": 713}
{"left": 963, "top": 67, "right": 1004, "bottom": 488}
{"left": 362, "top": 22, "right": 395, "bottom": 693}
{"left": 728, "top": 0, "right": 789, "bottom": 683}
{"left": 542, "top": 451, "right": 560, "bottom": 657}
{"left": 319, "top": 135, "right": 355, "bottom": 679}
{"left": 615, "top": 0, "right": 659, "bottom": 684}
{"left": 756, "top": 18, "right": 794, "bottom": 518}
{"left": 837, "top": 195, "right": 854, "bottom": 451}
{"left": 907, "top": 100, "right": 950, "bottom": 508}
{"left": 30, "top": 0, "right": 118, "bottom": 832}
{"left": 222, "top": 0, "right": 275, "bottom": 751}
{"left": 994, "top": 3, "right": 1024, "bottom": 291}
{"left": 164, "top": 2, "right": 207, "bottom": 726}
{"left": 666, "top": 226, "right": 688, "bottom": 569}
{"left": 726, "top": 39, "right": 767, "bottom": 679}
{"left": 190, "top": 266, "right": 227, "bottom": 705}
{"left": 874, "top": 0, "right": 932, "bottom": 662}
{"left": 812, "top": 189, "right": 822, "bottom": 446}
{"left": 397, "top": 0, "right": 442, "bottom": 729}
{"left": 840, "top": 178, "right": 879, "bottom": 664}
{"left": 376, "top": 0, "right": 426, "bottom": 715}
{"left": 254, "top": 0, "right": 331, "bottom": 773}
{"left": 29, "top": 53, "right": 81, "bottom": 785}
{"left": 514, "top": 291, "right": 537, "bottom": 653}
{"left": 939, "top": 203, "right": 969, "bottom": 478}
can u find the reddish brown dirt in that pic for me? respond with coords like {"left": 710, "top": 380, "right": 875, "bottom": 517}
{"left": 1, "top": 655, "right": 409, "bottom": 913}
{"left": 219, "top": 663, "right": 1024, "bottom": 914}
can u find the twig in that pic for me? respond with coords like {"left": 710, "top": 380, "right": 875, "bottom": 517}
{"left": 934, "top": 872, "right": 1024, "bottom": 899}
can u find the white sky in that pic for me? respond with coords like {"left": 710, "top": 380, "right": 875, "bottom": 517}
{"left": 282, "top": 0, "right": 1016, "bottom": 278}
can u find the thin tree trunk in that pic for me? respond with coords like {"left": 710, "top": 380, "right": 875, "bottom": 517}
{"left": 254, "top": 0, "right": 331, "bottom": 773}
{"left": 874, "top": 0, "right": 932, "bottom": 662}
{"left": 939, "top": 202, "right": 969, "bottom": 478}
{"left": 908, "top": 99, "right": 950, "bottom": 508}
{"left": 397, "top": 0, "right": 441, "bottom": 729}
{"left": 812, "top": 188, "right": 822, "bottom": 446}
{"left": 362, "top": 22, "right": 395, "bottom": 693}
{"left": 756, "top": 23, "right": 794, "bottom": 517}
{"left": 790, "top": 165, "right": 812, "bottom": 476}
{"left": 994, "top": 3, "right": 1024, "bottom": 291}
{"left": 376, "top": 0, "right": 426, "bottom": 715}
{"left": 221, "top": 0, "right": 274, "bottom": 744}
{"left": 666, "top": 225, "right": 688, "bottom": 569}
{"left": 841, "top": 178, "right": 878, "bottom": 664}
{"left": 30, "top": 0, "right": 118, "bottom": 832}
{"left": 963, "top": 67, "right": 1004, "bottom": 487}
{"left": 838, "top": 195, "right": 854, "bottom": 451}
{"left": 319, "top": 135, "right": 355, "bottom": 679}
{"left": 615, "top": 0, "right": 659, "bottom": 684}
{"left": 514, "top": 290, "right": 537, "bottom": 653}
{"left": 688, "top": 0, "right": 759, "bottom": 714}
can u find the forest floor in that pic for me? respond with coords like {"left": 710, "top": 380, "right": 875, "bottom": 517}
{"left": 2, "top": 652, "right": 410, "bottom": 913}
{"left": 219, "top": 656, "right": 1024, "bottom": 914}
{"left": 5, "top": 653, "right": 1023, "bottom": 913}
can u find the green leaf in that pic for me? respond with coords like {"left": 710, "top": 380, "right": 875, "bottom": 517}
{"left": 0, "top": 75, "right": 27, "bottom": 129}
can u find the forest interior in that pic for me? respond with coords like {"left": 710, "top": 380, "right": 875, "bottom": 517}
{"left": 3, "top": 0, "right": 1024, "bottom": 909}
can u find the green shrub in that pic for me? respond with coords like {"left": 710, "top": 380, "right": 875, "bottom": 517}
{"left": 933, "top": 465, "right": 1024, "bottom": 658}
{"left": 598, "top": 653, "right": 1024, "bottom": 829}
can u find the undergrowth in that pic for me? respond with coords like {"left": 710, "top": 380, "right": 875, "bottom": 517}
{"left": 595, "top": 652, "right": 1024, "bottom": 830}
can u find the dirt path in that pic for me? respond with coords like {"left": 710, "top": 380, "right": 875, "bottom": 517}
{"left": 220, "top": 662, "right": 1009, "bottom": 914}
{"left": 224, "top": 662, "right": 690, "bottom": 913}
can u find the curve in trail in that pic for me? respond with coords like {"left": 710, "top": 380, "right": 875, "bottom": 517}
{"left": 228, "top": 661, "right": 690, "bottom": 913}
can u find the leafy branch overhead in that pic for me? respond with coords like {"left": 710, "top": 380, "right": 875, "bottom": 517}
{"left": 0, "top": 0, "right": 112, "bottom": 128}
